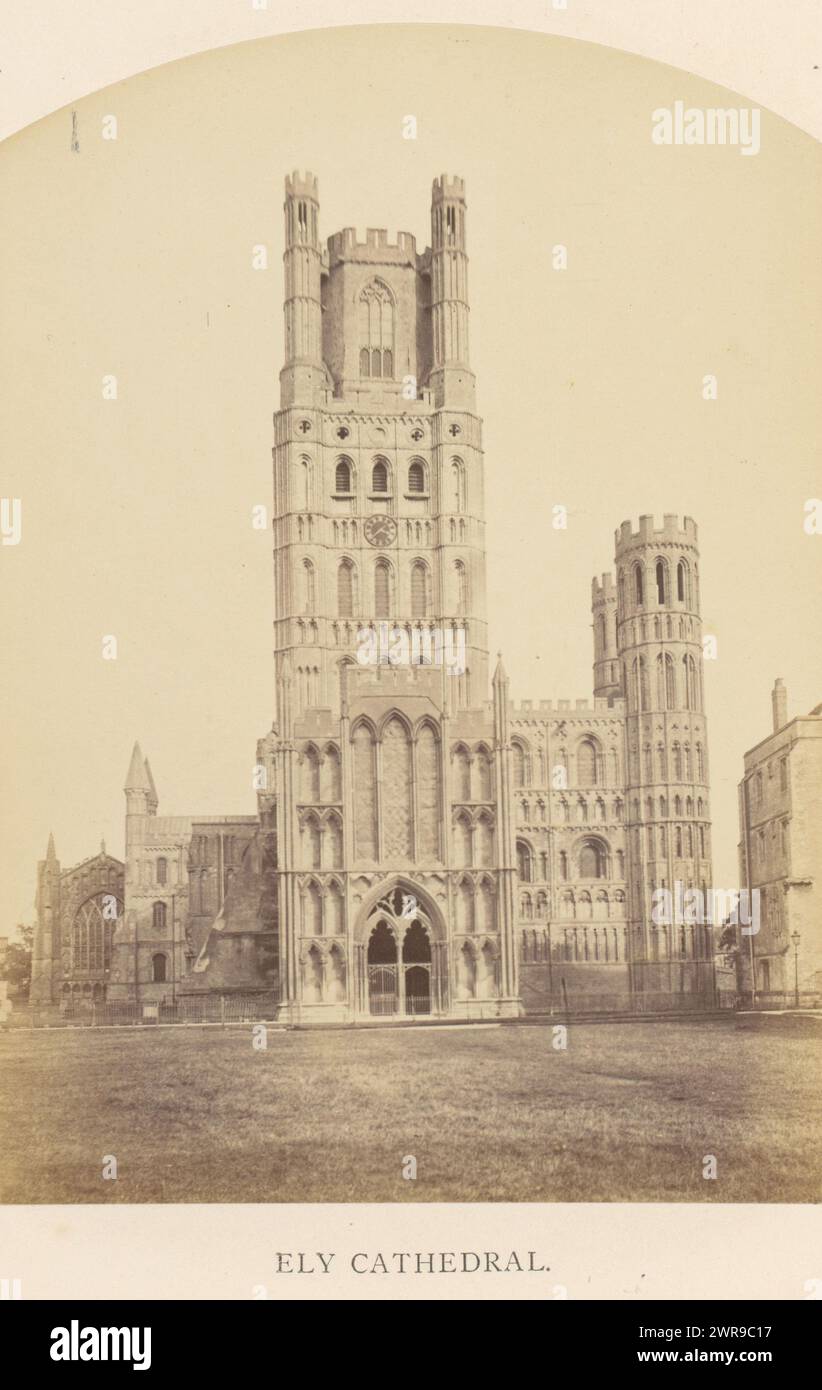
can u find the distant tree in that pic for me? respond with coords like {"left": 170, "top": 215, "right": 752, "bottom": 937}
{"left": 1, "top": 924, "right": 33, "bottom": 1002}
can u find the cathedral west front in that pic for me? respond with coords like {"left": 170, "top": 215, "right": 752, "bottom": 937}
{"left": 29, "top": 173, "right": 717, "bottom": 1024}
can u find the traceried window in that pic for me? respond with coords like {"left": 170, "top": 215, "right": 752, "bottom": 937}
{"left": 71, "top": 895, "right": 118, "bottom": 973}
{"left": 358, "top": 280, "right": 395, "bottom": 379}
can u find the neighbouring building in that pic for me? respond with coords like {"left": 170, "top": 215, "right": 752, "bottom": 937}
{"left": 28, "top": 173, "right": 716, "bottom": 1022}
{"left": 737, "top": 679, "right": 822, "bottom": 1005}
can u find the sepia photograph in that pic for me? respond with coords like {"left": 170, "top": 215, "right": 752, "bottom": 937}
{"left": 0, "top": 10, "right": 820, "bottom": 1311}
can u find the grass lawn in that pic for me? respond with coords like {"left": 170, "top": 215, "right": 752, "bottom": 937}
{"left": 0, "top": 1016, "right": 819, "bottom": 1204}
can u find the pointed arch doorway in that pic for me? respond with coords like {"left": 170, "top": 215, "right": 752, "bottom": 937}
{"left": 357, "top": 884, "right": 448, "bottom": 1019}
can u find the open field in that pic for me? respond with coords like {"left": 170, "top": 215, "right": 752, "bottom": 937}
{"left": 0, "top": 1016, "right": 819, "bottom": 1203}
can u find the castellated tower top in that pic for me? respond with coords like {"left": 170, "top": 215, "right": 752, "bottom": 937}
{"left": 432, "top": 173, "right": 466, "bottom": 201}
{"left": 284, "top": 169, "right": 319, "bottom": 199}
{"left": 615, "top": 514, "right": 698, "bottom": 554}
{"left": 591, "top": 572, "right": 617, "bottom": 603}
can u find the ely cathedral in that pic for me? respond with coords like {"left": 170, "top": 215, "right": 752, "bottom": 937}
{"left": 29, "top": 173, "right": 716, "bottom": 1023}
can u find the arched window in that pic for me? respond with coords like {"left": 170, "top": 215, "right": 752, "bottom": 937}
{"left": 411, "top": 561, "right": 428, "bottom": 618}
{"left": 408, "top": 461, "right": 425, "bottom": 493}
{"left": 512, "top": 741, "right": 529, "bottom": 787}
{"left": 578, "top": 839, "right": 607, "bottom": 879}
{"left": 297, "top": 456, "right": 311, "bottom": 511}
{"left": 374, "top": 559, "right": 391, "bottom": 617}
{"left": 358, "top": 280, "right": 394, "bottom": 378}
{"left": 657, "top": 652, "right": 676, "bottom": 709}
{"left": 371, "top": 459, "right": 389, "bottom": 494}
{"left": 633, "top": 656, "right": 649, "bottom": 711}
{"left": 634, "top": 564, "right": 644, "bottom": 605}
{"left": 152, "top": 953, "right": 167, "bottom": 984}
{"left": 153, "top": 901, "right": 167, "bottom": 932}
{"left": 156, "top": 857, "right": 167, "bottom": 886}
{"left": 335, "top": 458, "right": 352, "bottom": 493}
{"left": 516, "top": 840, "right": 532, "bottom": 883}
{"left": 337, "top": 558, "right": 354, "bottom": 617}
{"left": 677, "top": 560, "right": 689, "bottom": 603}
{"left": 451, "top": 459, "right": 465, "bottom": 511}
{"left": 71, "top": 895, "right": 117, "bottom": 973}
{"left": 302, "top": 559, "right": 315, "bottom": 614}
{"left": 576, "top": 738, "right": 598, "bottom": 787}
{"left": 453, "top": 559, "right": 467, "bottom": 614}
{"left": 684, "top": 654, "right": 700, "bottom": 710}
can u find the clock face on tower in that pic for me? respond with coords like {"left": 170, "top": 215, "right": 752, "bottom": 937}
{"left": 364, "top": 514, "right": 397, "bottom": 547}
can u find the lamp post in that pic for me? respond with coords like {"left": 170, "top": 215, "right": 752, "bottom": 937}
{"left": 791, "top": 930, "right": 801, "bottom": 1009}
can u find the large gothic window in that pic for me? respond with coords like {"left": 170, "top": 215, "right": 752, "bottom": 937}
{"left": 358, "top": 280, "right": 395, "bottom": 379}
{"left": 71, "top": 895, "right": 118, "bottom": 973}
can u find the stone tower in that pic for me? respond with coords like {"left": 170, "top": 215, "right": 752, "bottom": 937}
{"left": 591, "top": 572, "right": 621, "bottom": 703}
{"left": 614, "top": 515, "right": 714, "bottom": 993}
{"left": 271, "top": 171, "right": 489, "bottom": 722}
{"left": 255, "top": 171, "right": 518, "bottom": 1024}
